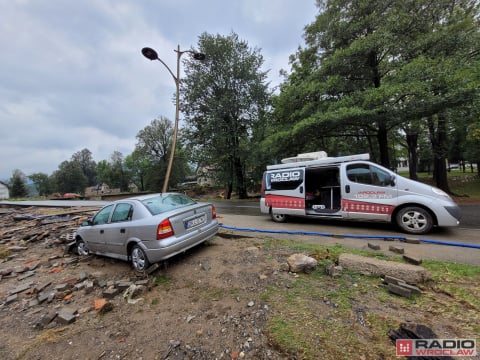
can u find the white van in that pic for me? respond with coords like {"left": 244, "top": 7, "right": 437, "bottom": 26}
{"left": 260, "top": 152, "right": 461, "bottom": 234}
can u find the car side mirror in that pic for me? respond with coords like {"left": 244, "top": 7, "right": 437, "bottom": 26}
{"left": 82, "top": 219, "right": 93, "bottom": 226}
{"left": 387, "top": 175, "right": 396, "bottom": 186}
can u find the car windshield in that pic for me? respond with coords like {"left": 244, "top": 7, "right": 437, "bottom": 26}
{"left": 141, "top": 194, "right": 196, "bottom": 215}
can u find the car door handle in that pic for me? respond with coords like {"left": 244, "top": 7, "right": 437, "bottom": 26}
{"left": 120, "top": 229, "right": 125, "bottom": 233}
{"left": 100, "top": 230, "right": 104, "bottom": 234}
{"left": 345, "top": 185, "right": 350, "bottom": 193}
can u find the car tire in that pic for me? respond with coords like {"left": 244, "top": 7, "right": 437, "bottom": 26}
{"left": 395, "top": 206, "right": 433, "bottom": 234}
{"left": 271, "top": 211, "right": 287, "bottom": 223}
{"left": 76, "top": 238, "right": 89, "bottom": 256}
{"left": 131, "top": 245, "right": 150, "bottom": 272}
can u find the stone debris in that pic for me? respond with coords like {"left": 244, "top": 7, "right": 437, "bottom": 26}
{"left": 325, "top": 263, "right": 343, "bottom": 277}
{"left": 403, "top": 254, "right": 423, "bottom": 265}
{"left": 338, "top": 253, "right": 430, "bottom": 284}
{"left": 389, "top": 245, "right": 405, "bottom": 254}
{"left": 0, "top": 205, "right": 155, "bottom": 332}
{"left": 286, "top": 253, "right": 318, "bottom": 273}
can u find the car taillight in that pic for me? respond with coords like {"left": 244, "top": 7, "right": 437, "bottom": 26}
{"left": 212, "top": 205, "right": 216, "bottom": 219}
{"left": 157, "top": 219, "right": 174, "bottom": 240}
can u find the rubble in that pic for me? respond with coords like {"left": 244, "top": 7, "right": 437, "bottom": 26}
{"left": 0, "top": 206, "right": 151, "bottom": 327}
{"left": 338, "top": 253, "right": 430, "bottom": 284}
{"left": 286, "top": 253, "right": 318, "bottom": 273}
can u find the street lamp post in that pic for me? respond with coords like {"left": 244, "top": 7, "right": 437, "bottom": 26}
{"left": 142, "top": 45, "right": 205, "bottom": 193}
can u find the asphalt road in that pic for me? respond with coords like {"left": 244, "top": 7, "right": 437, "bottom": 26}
{"left": 214, "top": 201, "right": 480, "bottom": 266}
{"left": 214, "top": 201, "right": 479, "bottom": 227}
{"left": 1, "top": 199, "right": 478, "bottom": 265}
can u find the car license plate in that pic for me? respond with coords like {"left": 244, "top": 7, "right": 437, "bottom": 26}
{"left": 185, "top": 214, "right": 206, "bottom": 229}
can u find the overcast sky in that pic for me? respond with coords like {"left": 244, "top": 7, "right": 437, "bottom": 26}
{"left": 0, "top": 0, "right": 318, "bottom": 181}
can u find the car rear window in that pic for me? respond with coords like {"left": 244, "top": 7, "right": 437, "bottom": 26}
{"left": 141, "top": 194, "right": 196, "bottom": 215}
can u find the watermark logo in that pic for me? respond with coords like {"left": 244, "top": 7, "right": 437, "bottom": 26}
{"left": 396, "top": 339, "right": 477, "bottom": 357}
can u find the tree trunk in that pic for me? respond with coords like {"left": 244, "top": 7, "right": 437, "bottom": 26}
{"left": 406, "top": 133, "right": 418, "bottom": 180}
{"left": 234, "top": 157, "right": 248, "bottom": 199}
{"left": 427, "top": 114, "right": 451, "bottom": 193}
{"left": 377, "top": 121, "right": 390, "bottom": 168}
{"left": 225, "top": 182, "right": 233, "bottom": 200}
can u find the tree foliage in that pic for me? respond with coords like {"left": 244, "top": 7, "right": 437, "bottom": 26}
{"left": 9, "top": 169, "right": 28, "bottom": 198}
{"left": 28, "top": 172, "right": 52, "bottom": 197}
{"left": 181, "top": 32, "right": 271, "bottom": 198}
{"left": 272, "top": 0, "right": 480, "bottom": 191}
{"left": 51, "top": 161, "right": 88, "bottom": 194}
{"left": 71, "top": 148, "right": 97, "bottom": 186}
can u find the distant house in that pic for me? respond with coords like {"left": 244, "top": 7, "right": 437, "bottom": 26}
{"left": 0, "top": 181, "right": 9, "bottom": 199}
{"left": 84, "top": 183, "right": 111, "bottom": 197}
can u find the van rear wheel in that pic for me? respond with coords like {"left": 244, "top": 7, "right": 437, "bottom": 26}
{"left": 396, "top": 206, "right": 433, "bottom": 234}
{"left": 271, "top": 212, "right": 287, "bottom": 223}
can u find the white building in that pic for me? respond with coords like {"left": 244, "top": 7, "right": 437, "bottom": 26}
{"left": 0, "top": 181, "right": 9, "bottom": 199}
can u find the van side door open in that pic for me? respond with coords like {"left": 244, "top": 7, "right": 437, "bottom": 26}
{"left": 305, "top": 166, "right": 342, "bottom": 216}
{"left": 342, "top": 162, "right": 398, "bottom": 221}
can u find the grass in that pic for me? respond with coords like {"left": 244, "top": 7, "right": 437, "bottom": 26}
{"left": 259, "top": 239, "right": 480, "bottom": 360}
{"left": 151, "top": 274, "right": 173, "bottom": 287}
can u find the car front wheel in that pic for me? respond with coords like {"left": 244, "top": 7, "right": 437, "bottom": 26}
{"left": 396, "top": 206, "right": 433, "bottom": 234}
{"left": 76, "top": 238, "right": 89, "bottom": 256}
{"left": 131, "top": 245, "right": 150, "bottom": 272}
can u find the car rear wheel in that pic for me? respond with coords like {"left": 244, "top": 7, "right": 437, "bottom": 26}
{"left": 396, "top": 206, "right": 433, "bottom": 234}
{"left": 131, "top": 245, "right": 150, "bottom": 272}
{"left": 271, "top": 212, "right": 287, "bottom": 223}
{"left": 76, "top": 239, "right": 89, "bottom": 256}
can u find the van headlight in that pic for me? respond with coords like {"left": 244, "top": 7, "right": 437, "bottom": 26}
{"left": 431, "top": 187, "right": 449, "bottom": 197}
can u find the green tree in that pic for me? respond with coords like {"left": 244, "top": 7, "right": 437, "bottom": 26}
{"left": 28, "top": 172, "right": 51, "bottom": 197}
{"left": 124, "top": 149, "right": 150, "bottom": 192}
{"left": 135, "top": 117, "right": 175, "bottom": 191}
{"left": 71, "top": 148, "right": 97, "bottom": 186}
{"left": 465, "top": 122, "right": 480, "bottom": 175}
{"left": 272, "top": 0, "right": 479, "bottom": 192}
{"left": 181, "top": 32, "right": 271, "bottom": 199}
{"left": 9, "top": 169, "right": 28, "bottom": 198}
{"left": 51, "top": 161, "right": 88, "bottom": 194}
{"left": 95, "top": 160, "right": 111, "bottom": 187}
{"left": 109, "top": 151, "right": 130, "bottom": 192}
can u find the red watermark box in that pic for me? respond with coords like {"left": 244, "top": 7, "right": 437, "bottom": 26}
{"left": 396, "top": 339, "right": 477, "bottom": 357}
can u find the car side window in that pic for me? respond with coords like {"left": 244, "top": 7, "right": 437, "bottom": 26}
{"left": 111, "top": 203, "right": 133, "bottom": 223}
{"left": 92, "top": 205, "right": 114, "bottom": 225}
{"left": 347, "top": 164, "right": 390, "bottom": 186}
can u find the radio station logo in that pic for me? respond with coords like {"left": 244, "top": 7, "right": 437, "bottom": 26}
{"left": 396, "top": 339, "right": 476, "bottom": 357}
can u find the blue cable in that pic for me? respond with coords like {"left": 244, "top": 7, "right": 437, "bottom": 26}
{"left": 219, "top": 224, "right": 480, "bottom": 249}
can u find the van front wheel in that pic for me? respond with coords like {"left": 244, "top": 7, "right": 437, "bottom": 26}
{"left": 396, "top": 206, "right": 433, "bottom": 234}
{"left": 271, "top": 212, "right": 287, "bottom": 223}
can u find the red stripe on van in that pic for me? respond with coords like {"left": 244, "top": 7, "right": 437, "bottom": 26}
{"left": 342, "top": 199, "right": 394, "bottom": 215}
{"left": 265, "top": 194, "right": 305, "bottom": 209}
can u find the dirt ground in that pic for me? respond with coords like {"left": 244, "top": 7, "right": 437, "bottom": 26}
{"left": 0, "top": 206, "right": 479, "bottom": 360}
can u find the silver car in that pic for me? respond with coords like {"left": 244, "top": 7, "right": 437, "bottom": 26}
{"left": 75, "top": 193, "right": 218, "bottom": 271}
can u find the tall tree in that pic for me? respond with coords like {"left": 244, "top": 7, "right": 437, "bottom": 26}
{"left": 134, "top": 117, "right": 190, "bottom": 191}
{"left": 181, "top": 32, "right": 271, "bottom": 199}
{"left": 28, "top": 172, "right": 52, "bottom": 197}
{"left": 52, "top": 161, "right": 88, "bottom": 194}
{"left": 124, "top": 149, "right": 150, "bottom": 192}
{"left": 9, "top": 169, "right": 28, "bottom": 198}
{"left": 71, "top": 148, "right": 97, "bottom": 186}
{"left": 109, "top": 151, "right": 130, "bottom": 192}
{"left": 273, "top": 0, "right": 479, "bottom": 192}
